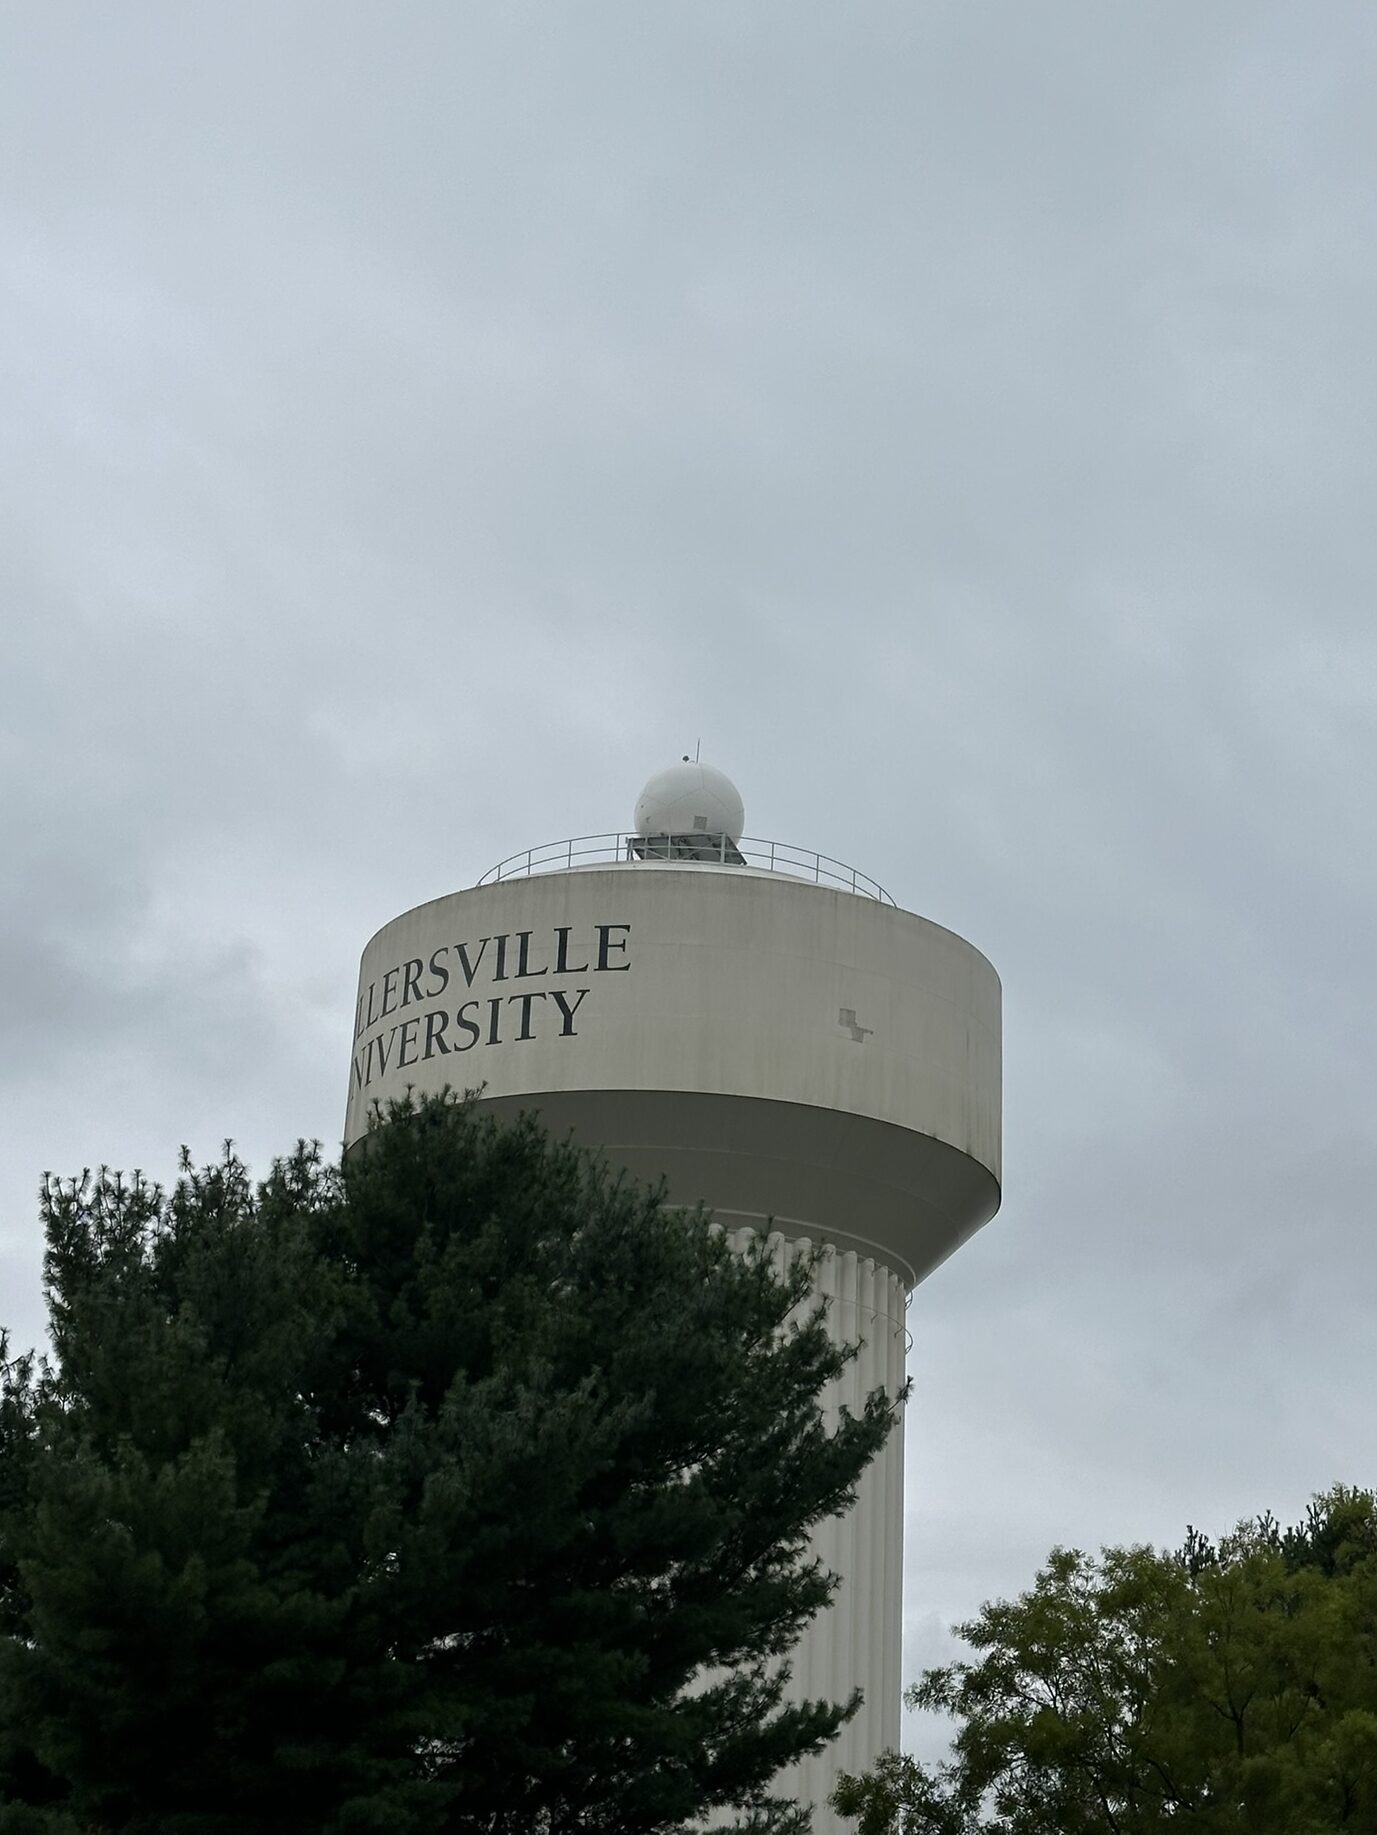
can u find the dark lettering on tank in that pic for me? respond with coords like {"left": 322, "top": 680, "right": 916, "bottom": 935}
{"left": 551, "top": 988, "right": 590, "bottom": 1036}
{"left": 396, "top": 1017, "right": 420, "bottom": 1069}
{"left": 508, "top": 991, "right": 547, "bottom": 1040}
{"left": 423, "top": 1009, "right": 451, "bottom": 1058}
{"left": 596, "top": 924, "right": 631, "bottom": 971}
{"left": 454, "top": 939, "right": 490, "bottom": 987}
{"left": 555, "top": 926, "right": 589, "bottom": 974}
{"left": 515, "top": 931, "right": 548, "bottom": 978}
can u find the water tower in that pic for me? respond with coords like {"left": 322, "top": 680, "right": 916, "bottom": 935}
{"left": 344, "top": 761, "right": 1002, "bottom": 1832}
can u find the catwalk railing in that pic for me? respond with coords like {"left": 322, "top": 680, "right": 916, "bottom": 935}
{"left": 478, "top": 833, "right": 894, "bottom": 904}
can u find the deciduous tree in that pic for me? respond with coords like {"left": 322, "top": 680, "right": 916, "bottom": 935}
{"left": 834, "top": 1488, "right": 1377, "bottom": 1835}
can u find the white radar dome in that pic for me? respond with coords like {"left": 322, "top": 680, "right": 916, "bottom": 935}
{"left": 634, "top": 760, "right": 745, "bottom": 842}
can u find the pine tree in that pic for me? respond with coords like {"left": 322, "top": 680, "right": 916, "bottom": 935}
{"left": 0, "top": 1094, "right": 897, "bottom": 1835}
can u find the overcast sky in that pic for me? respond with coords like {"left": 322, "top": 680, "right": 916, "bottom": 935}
{"left": 4, "top": 0, "right": 1375, "bottom": 1764}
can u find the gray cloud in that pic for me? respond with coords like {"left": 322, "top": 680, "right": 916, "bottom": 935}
{"left": 3, "top": 0, "right": 1375, "bottom": 1756}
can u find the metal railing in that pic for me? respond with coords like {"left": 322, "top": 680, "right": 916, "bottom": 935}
{"left": 478, "top": 833, "right": 894, "bottom": 904}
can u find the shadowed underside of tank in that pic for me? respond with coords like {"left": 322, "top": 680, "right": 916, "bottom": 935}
{"left": 477, "top": 1085, "right": 1000, "bottom": 1290}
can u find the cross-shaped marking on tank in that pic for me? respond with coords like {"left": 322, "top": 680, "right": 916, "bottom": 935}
{"left": 839, "top": 1007, "right": 873, "bottom": 1043}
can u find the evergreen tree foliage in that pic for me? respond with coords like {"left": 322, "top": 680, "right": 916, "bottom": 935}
{"left": 833, "top": 1487, "right": 1377, "bottom": 1835}
{"left": 0, "top": 1095, "right": 897, "bottom": 1835}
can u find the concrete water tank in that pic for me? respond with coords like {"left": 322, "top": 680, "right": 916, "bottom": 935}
{"left": 343, "top": 762, "right": 1002, "bottom": 1831}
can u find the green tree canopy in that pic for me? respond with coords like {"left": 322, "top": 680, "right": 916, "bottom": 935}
{"left": 833, "top": 1488, "right": 1377, "bottom": 1835}
{"left": 0, "top": 1093, "right": 897, "bottom": 1835}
